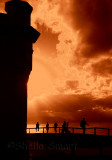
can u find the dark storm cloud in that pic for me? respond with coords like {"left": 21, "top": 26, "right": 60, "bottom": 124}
{"left": 61, "top": 0, "right": 112, "bottom": 58}
{"left": 95, "top": 95, "right": 112, "bottom": 109}
{"left": 28, "top": 94, "right": 112, "bottom": 124}
{"left": 91, "top": 58, "right": 112, "bottom": 76}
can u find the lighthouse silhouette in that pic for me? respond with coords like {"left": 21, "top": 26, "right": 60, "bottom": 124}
{"left": 0, "top": 0, "right": 40, "bottom": 159}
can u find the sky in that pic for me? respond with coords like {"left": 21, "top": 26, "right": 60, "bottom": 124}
{"left": 1, "top": 0, "right": 112, "bottom": 124}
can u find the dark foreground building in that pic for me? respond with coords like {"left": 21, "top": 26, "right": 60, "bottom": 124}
{"left": 0, "top": 0, "right": 40, "bottom": 159}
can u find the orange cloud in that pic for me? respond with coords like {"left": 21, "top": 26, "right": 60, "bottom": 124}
{"left": 27, "top": 94, "right": 112, "bottom": 124}
{"left": 27, "top": 1, "right": 112, "bottom": 124}
{"left": 91, "top": 58, "right": 112, "bottom": 76}
{"left": 60, "top": 0, "right": 112, "bottom": 58}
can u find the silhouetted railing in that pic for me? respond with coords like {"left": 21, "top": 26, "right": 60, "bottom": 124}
{"left": 26, "top": 127, "right": 112, "bottom": 136}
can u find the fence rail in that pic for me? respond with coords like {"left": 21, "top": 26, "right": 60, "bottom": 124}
{"left": 26, "top": 127, "right": 112, "bottom": 136}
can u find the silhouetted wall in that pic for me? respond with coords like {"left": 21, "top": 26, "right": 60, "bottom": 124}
{"left": 0, "top": 0, "right": 40, "bottom": 153}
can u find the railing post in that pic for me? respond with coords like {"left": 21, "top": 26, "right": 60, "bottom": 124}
{"left": 43, "top": 127, "right": 44, "bottom": 133}
{"left": 94, "top": 128, "right": 96, "bottom": 135}
{"left": 59, "top": 127, "right": 60, "bottom": 133}
{"left": 73, "top": 128, "right": 74, "bottom": 134}
{"left": 108, "top": 129, "right": 110, "bottom": 136}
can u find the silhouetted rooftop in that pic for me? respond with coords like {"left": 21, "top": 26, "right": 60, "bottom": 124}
{"left": 5, "top": 0, "right": 33, "bottom": 15}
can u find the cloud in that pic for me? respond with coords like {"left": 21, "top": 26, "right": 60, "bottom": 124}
{"left": 33, "top": 23, "right": 59, "bottom": 58}
{"left": 0, "top": 0, "right": 6, "bottom": 12}
{"left": 60, "top": 0, "right": 112, "bottom": 58}
{"left": 91, "top": 58, "right": 112, "bottom": 76}
{"left": 95, "top": 95, "right": 112, "bottom": 109}
{"left": 3, "top": 0, "right": 112, "bottom": 60}
{"left": 27, "top": 94, "right": 112, "bottom": 124}
{"left": 66, "top": 80, "right": 79, "bottom": 90}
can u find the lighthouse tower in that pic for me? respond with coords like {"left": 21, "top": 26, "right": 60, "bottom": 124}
{"left": 0, "top": 0, "right": 40, "bottom": 159}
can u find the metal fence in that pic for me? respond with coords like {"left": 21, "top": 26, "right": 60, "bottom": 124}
{"left": 26, "top": 127, "right": 112, "bottom": 136}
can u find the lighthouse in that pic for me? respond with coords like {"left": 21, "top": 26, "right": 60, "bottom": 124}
{"left": 0, "top": 0, "right": 40, "bottom": 159}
